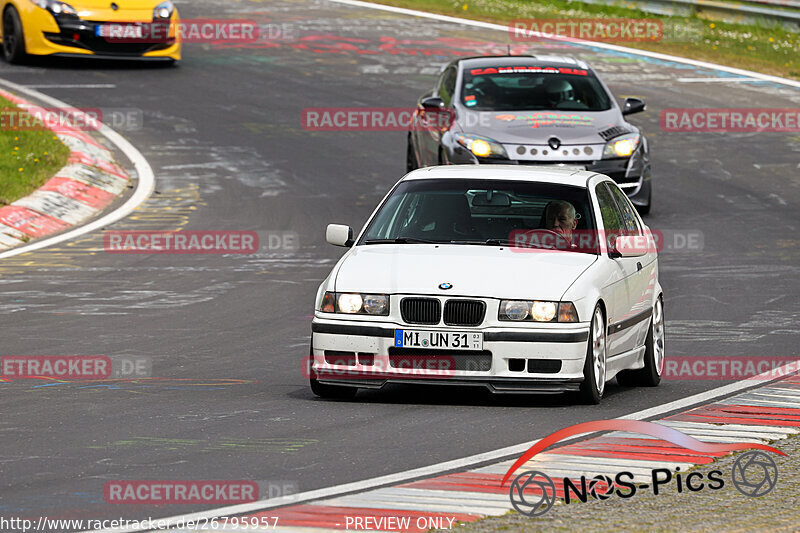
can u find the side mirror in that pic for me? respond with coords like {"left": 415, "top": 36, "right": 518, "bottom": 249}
{"left": 622, "top": 97, "right": 646, "bottom": 116}
{"left": 326, "top": 224, "right": 354, "bottom": 247}
{"left": 420, "top": 96, "right": 445, "bottom": 110}
{"left": 614, "top": 234, "right": 649, "bottom": 257}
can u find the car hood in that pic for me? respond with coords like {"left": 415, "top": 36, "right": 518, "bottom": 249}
{"left": 73, "top": 0, "right": 164, "bottom": 20}
{"left": 457, "top": 108, "right": 626, "bottom": 145}
{"left": 334, "top": 245, "right": 597, "bottom": 300}
{"left": 74, "top": 0, "right": 159, "bottom": 8}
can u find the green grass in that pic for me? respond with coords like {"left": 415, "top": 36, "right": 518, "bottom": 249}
{"left": 371, "top": 0, "right": 800, "bottom": 80}
{"left": 0, "top": 96, "right": 71, "bottom": 206}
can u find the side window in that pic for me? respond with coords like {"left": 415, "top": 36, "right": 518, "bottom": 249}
{"left": 438, "top": 66, "right": 458, "bottom": 107}
{"left": 595, "top": 183, "right": 624, "bottom": 231}
{"left": 608, "top": 183, "right": 642, "bottom": 235}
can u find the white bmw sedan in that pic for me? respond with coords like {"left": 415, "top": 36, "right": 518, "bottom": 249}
{"left": 310, "top": 166, "right": 664, "bottom": 403}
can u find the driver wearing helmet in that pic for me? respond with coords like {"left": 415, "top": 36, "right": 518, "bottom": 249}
{"left": 545, "top": 79, "right": 576, "bottom": 107}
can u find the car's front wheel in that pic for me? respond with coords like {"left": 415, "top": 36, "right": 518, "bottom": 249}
{"left": 637, "top": 188, "right": 652, "bottom": 215}
{"left": 617, "top": 296, "right": 665, "bottom": 387}
{"left": 2, "top": 6, "right": 27, "bottom": 64}
{"left": 406, "top": 136, "right": 418, "bottom": 172}
{"left": 579, "top": 304, "right": 607, "bottom": 404}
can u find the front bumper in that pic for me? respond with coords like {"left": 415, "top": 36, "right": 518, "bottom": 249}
{"left": 310, "top": 318, "right": 590, "bottom": 393}
{"left": 20, "top": 8, "right": 181, "bottom": 60}
{"left": 443, "top": 137, "right": 650, "bottom": 206}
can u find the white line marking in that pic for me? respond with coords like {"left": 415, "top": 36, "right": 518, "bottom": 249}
{"left": 527, "top": 453, "right": 695, "bottom": 469}
{"left": 0, "top": 78, "right": 154, "bottom": 260}
{"left": 660, "top": 420, "right": 799, "bottom": 436}
{"left": 317, "top": 494, "right": 509, "bottom": 514}
{"left": 23, "top": 84, "right": 117, "bottom": 89}
{"left": 676, "top": 77, "right": 762, "bottom": 83}
{"left": 327, "top": 0, "right": 800, "bottom": 90}
{"left": 375, "top": 487, "right": 510, "bottom": 502}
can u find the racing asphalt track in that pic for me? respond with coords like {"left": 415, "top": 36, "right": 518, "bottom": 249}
{"left": 0, "top": 0, "right": 798, "bottom": 529}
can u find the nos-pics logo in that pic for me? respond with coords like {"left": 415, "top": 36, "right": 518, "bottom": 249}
{"left": 503, "top": 419, "right": 783, "bottom": 517}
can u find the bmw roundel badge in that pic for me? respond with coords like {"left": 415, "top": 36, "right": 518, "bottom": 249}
{"left": 439, "top": 282, "right": 453, "bottom": 290}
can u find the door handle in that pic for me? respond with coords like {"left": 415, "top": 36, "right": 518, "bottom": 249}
{"left": 637, "top": 262, "right": 643, "bottom": 271}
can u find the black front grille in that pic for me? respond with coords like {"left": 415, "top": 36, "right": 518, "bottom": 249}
{"left": 443, "top": 299, "right": 486, "bottom": 327}
{"left": 516, "top": 160, "right": 593, "bottom": 166}
{"left": 324, "top": 351, "right": 356, "bottom": 366}
{"left": 388, "top": 347, "right": 492, "bottom": 371}
{"left": 527, "top": 359, "right": 562, "bottom": 374}
{"left": 400, "top": 298, "right": 441, "bottom": 325}
{"left": 598, "top": 125, "right": 632, "bottom": 141}
{"left": 45, "top": 31, "right": 173, "bottom": 55}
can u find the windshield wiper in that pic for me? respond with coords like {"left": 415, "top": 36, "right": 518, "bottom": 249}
{"left": 484, "top": 238, "right": 553, "bottom": 249}
{"left": 483, "top": 238, "right": 511, "bottom": 246}
{"left": 363, "top": 237, "right": 439, "bottom": 244}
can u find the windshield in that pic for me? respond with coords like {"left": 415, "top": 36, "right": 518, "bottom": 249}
{"left": 461, "top": 66, "right": 611, "bottom": 112}
{"left": 359, "top": 179, "right": 597, "bottom": 253}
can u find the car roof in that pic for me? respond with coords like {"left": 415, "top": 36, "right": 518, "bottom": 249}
{"left": 402, "top": 165, "right": 605, "bottom": 188}
{"left": 454, "top": 55, "right": 592, "bottom": 71}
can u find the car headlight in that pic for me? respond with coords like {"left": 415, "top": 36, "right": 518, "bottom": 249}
{"left": 153, "top": 0, "right": 174, "bottom": 20}
{"left": 455, "top": 134, "right": 508, "bottom": 159}
{"left": 320, "top": 292, "right": 389, "bottom": 316}
{"left": 603, "top": 133, "right": 640, "bottom": 159}
{"left": 499, "top": 300, "right": 579, "bottom": 322}
{"left": 31, "top": 0, "right": 77, "bottom": 15}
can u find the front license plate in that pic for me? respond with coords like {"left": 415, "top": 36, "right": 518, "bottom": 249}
{"left": 394, "top": 330, "right": 483, "bottom": 350}
{"left": 534, "top": 163, "right": 587, "bottom": 171}
{"left": 95, "top": 23, "right": 144, "bottom": 38}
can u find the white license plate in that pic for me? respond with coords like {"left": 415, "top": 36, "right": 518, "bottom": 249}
{"left": 95, "top": 24, "right": 144, "bottom": 38}
{"left": 534, "top": 163, "right": 587, "bottom": 171}
{"left": 394, "top": 330, "right": 483, "bottom": 350}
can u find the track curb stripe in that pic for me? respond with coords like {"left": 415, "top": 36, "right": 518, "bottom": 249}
{"left": 233, "top": 376, "right": 799, "bottom": 531}
{"left": 0, "top": 87, "right": 131, "bottom": 250}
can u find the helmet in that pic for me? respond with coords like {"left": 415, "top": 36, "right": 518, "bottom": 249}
{"left": 545, "top": 79, "right": 575, "bottom": 104}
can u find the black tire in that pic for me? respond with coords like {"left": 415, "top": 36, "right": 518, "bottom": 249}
{"left": 636, "top": 188, "right": 652, "bottom": 215}
{"left": 617, "top": 296, "right": 665, "bottom": 387}
{"left": 579, "top": 304, "right": 607, "bottom": 404}
{"left": 310, "top": 378, "right": 358, "bottom": 400}
{"left": 2, "top": 6, "right": 26, "bottom": 64}
{"left": 406, "top": 136, "right": 417, "bottom": 172}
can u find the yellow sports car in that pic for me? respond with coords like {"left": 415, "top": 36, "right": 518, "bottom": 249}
{"left": 1, "top": 0, "right": 180, "bottom": 63}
